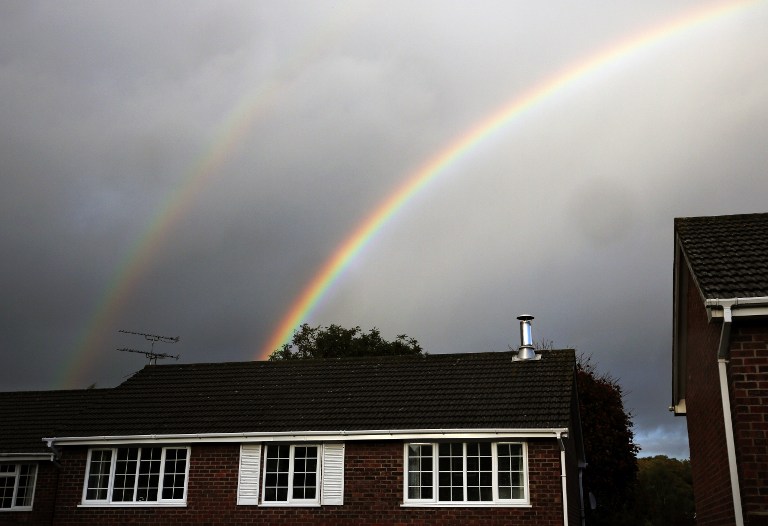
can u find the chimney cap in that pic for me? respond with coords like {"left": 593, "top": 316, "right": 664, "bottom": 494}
{"left": 514, "top": 314, "right": 539, "bottom": 361}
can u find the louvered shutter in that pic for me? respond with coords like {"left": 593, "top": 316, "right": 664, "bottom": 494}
{"left": 321, "top": 442, "right": 345, "bottom": 505}
{"left": 237, "top": 444, "right": 262, "bottom": 505}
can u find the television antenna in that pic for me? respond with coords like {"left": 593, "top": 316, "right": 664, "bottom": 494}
{"left": 117, "top": 329, "right": 180, "bottom": 365}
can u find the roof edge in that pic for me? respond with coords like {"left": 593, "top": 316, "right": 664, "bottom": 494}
{"left": 704, "top": 296, "right": 768, "bottom": 318}
{"left": 46, "top": 428, "right": 570, "bottom": 446}
{"left": 0, "top": 452, "right": 54, "bottom": 461}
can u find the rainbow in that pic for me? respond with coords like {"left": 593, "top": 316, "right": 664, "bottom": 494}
{"left": 58, "top": 5, "right": 370, "bottom": 389}
{"left": 258, "top": 0, "right": 763, "bottom": 359}
{"left": 58, "top": 86, "right": 281, "bottom": 388}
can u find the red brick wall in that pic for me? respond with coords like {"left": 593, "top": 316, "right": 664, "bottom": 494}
{"left": 0, "top": 461, "right": 58, "bottom": 526}
{"left": 683, "top": 267, "right": 736, "bottom": 526}
{"left": 728, "top": 319, "right": 768, "bottom": 526}
{"left": 51, "top": 439, "right": 568, "bottom": 526}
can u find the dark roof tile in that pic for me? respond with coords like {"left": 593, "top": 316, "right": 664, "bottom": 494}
{"left": 676, "top": 212, "right": 768, "bottom": 298}
{"left": 56, "top": 350, "right": 576, "bottom": 438}
{"left": 0, "top": 389, "right": 104, "bottom": 454}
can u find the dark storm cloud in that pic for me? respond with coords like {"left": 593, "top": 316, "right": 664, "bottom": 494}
{"left": 2, "top": 0, "right": 768, "bottom": 458}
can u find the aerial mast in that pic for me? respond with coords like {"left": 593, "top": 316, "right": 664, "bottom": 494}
{"left": 117, "top": 329, "right": 180, "bottom": 365}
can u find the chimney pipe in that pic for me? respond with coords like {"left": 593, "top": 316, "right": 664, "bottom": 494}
{"left": 516, "top": 314, "right": 536, "bottom": 360}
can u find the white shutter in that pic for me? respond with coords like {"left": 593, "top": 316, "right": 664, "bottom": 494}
{"left": 237, "top": 444, "right": 262, "bottom": 505}
{"left": 321, "top": 442, "right": 345, "bottom": 505}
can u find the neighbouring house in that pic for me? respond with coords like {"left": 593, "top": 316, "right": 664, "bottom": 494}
{"left": 672, "top": 212, "right": 768, "bottom": 526}
{"left": 2, "top": 317, "right": 585, "bottom": 526}
{"left": 0, "top": 389, "right": 101, "bottom": 525}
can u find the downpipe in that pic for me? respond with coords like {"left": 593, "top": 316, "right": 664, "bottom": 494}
{"left": 558, "top": 432, "right": 568, "bottom": 526}
{"left": 717, "top": 306, "right": 744, "bottom": 526}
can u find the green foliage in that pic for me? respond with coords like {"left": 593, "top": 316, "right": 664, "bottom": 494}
{"left": 577, "top": 354, "right": 640, "bottom": 526}
{"left": 572, "top": 355, "right": 693, "bottom": 526}
{"left": 268, "top": 323, "right": 424, "bottom": 361}
{"left": 635, "top": 456, "right": 695, "bottom": 526}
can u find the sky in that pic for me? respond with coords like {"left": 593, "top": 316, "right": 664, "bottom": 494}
{"left": 2, "top": 0, "right": 767, "bottom": 460}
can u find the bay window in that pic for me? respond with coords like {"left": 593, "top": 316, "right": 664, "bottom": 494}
{"left": 404, "top": 442, "right": 527, "bottom": 505}
{"left": 82, "top": 446, "right": 189, "bottom": 505}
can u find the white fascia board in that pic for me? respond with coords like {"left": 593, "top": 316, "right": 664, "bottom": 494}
{"left": 44, "top": 428, "right": 569, "bottom": 446}
{"left": 706, "top": 297, "right": 768, "bottom": 318}
{"left": 0, "top": 453, "right": 53, "bottom": 462}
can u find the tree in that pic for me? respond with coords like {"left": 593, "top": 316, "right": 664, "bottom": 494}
{"left": 268, "top": 323, "right": 424, "bottom": 361}
{"left": 635, "top": 456, "right": 694, "bottom": 526}
{"left": 576, "top": 354, "right": 640, "bottom": 526}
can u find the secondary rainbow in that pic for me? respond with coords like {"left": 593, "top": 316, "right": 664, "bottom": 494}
{"left": 57, "top": 6, "right": 371, "bottom": 389}
{"left": 259, "top": 0, "right": 763, "bottom": 358}
{"left": 58, "top": 88, "right": 278, "bottom": 388}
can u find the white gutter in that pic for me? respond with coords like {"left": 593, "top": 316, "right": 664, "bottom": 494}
{"left": 706, "top": 296, "right": 768, "bottom": 319}
{"left": 44, "top": 427, "right": 570, "bottom": 446}
{"left": 714, "top": 305, "right": 744, "bottom": 526}
{"left": 0, "top": 452, "right": 54, "bottom": 462}
{"left": 558, "top": 432, "right": 568, "bottom": 526}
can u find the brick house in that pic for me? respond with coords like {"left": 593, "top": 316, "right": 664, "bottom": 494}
{"left": 672, "top": 212, "right": 768, "bottom": 526}
{"left": 3, "top": 323, "right": 585, "bottom": 525}
{"left": 0, "top": 389, "right": 100, "bottom": 525}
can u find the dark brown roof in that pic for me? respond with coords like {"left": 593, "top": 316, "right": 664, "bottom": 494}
{"left": 57, "top": 350, "right": 576, "bottom": 438}
{"left": 0, "top": 389, "right": 103, "bottom": 454}
{"left": 676, "top": 212, "right": 768, "bottom": 299}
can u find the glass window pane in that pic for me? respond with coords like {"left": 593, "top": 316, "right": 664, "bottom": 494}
{"left": 407, "top": 444, "right": 433, "bottom": 500}
{"left": 137, "top": 448, "right": 161, "bottom": 502}
{"left": 86, "top": 450, "right": 112, "bottom": 501}
{"left": 0, "top": 468, "right": 14, "bottom": 509}
{"left": 291, "top": 444, "right": 317, "bottom": 501}
{"left": 437, "top": 443, "right": 464, "bottom": 502}
{"left": 498, "top": 443, "right": 524, "bottom": 501}
{"left": 160, "top": 449, "right": 187, "bottom": 501}
{"left": 14, "top": 465, "right": 36, "bottom": 507}
{"left": 277, "top": 487, "right": 288, "bottom": 501}
{"left": 466, "top": 442, "right": 492, "bottom": 501}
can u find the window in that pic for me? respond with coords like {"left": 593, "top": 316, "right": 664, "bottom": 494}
{"left": 237, "top": 443, "right": 345, "bottom": 506}
{"left": 404, "top": 442, "right": 527, "bottom": 505}
{"left": 263, "top": 444, "right": 319, "bottom": 505}
{"left": 82, "top": 447, "right": 189, "bottom": 505}
{"left": 0, "top": 464, "right": 37, "bottom": 511}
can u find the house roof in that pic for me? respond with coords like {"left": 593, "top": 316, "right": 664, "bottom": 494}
{"left": 0, "top": 389, "right": 104, "bottom": 455}
{"left": 54, "top": 350, "right": 576, "bottom": 438}
{"left": 675, "top": 212, "right": 768, "bottom": 299}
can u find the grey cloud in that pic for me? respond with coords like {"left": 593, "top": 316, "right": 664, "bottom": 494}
{"left": 2, "top": 0, "right": 766, "bottom": 459}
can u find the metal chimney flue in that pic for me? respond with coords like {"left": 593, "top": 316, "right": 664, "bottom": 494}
{"left": 516, "top": 314, "right": 536, "bottom": 361}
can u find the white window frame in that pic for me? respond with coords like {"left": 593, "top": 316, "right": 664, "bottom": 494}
{"left": 238, "top": 443, "right": 344, "bottom": 507}
{"left": 80, "top": 446, "right": 190, "bottom": 507}
{"left": 0, "top": 463, "right": 37, "bottom": 511}
{"left": 402, "top": 441, "right": 529, "bottom": 507}
{"left": 261, "top": 444, "right": 321, "bottom": 507}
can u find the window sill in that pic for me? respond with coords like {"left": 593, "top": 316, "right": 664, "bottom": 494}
{"left": 401, "top": 502, "right": 531, "bottom": 508}
{"left": 78, "top": 502, "right": 187, "bottom": 508}
{"left": 0, "top": 508, "right": 34, "bottom": 512}
{"left": 258, "top": 502, "right": 321, "bottom": 507}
